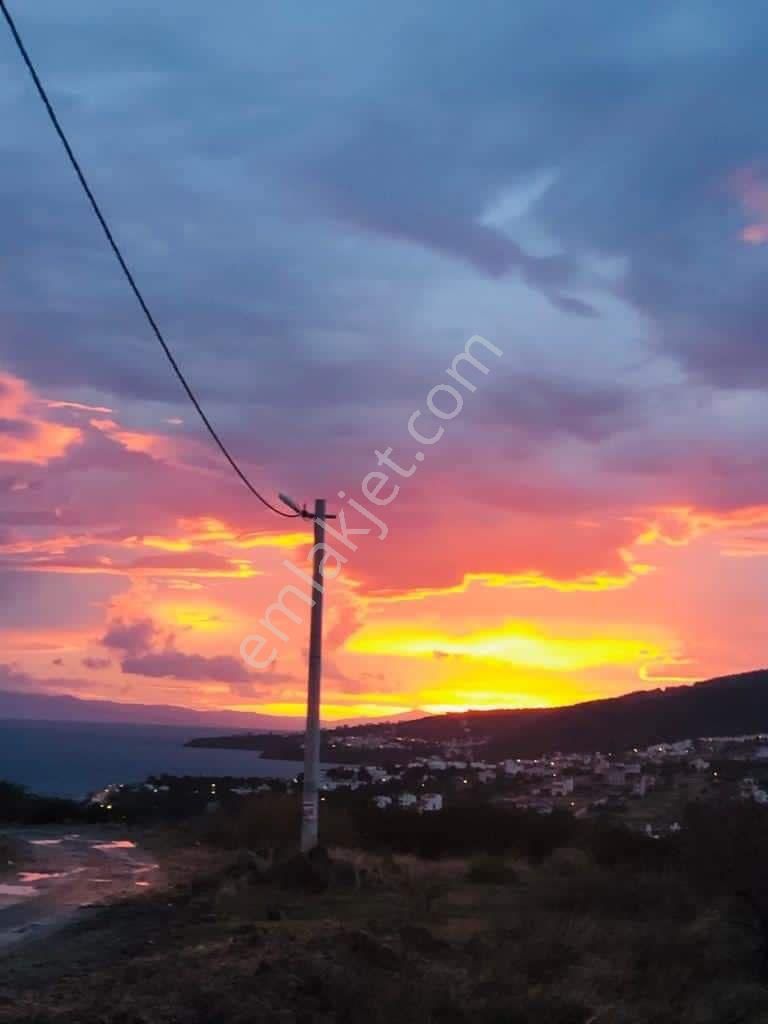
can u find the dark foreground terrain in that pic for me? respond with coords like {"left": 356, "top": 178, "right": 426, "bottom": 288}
{"left": 1, "top": 820, "right": 768, "bottom": 1024}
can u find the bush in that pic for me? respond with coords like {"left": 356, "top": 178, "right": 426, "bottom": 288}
{"left": 466, "top": 854, "right": 518, "bottom": 885}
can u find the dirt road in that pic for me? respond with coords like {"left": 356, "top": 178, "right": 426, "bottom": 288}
{"left": 0, "top": 826, "right": 160, "bottom": 949}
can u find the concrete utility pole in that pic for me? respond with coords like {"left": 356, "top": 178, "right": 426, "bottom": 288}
{"left": 301, "top": 497, "right": 326, "bottom": 853}
{"left": 279, "top": 493, "right": 336, "bottom": 852}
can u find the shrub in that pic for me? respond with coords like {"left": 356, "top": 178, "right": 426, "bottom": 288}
{"left": 466, "top": 854, "right": 518, "bottom": 885}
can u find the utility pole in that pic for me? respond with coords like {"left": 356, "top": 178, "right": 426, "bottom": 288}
{"left": 279, "top": 493, "right": 336, "bottom": 853}
{"left": 301, "top": 497, "right": 326, "bottom": 853}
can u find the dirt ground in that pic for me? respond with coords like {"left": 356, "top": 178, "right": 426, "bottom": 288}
{"left": 0, "top": 844, "right": 766, "bottom": 1024}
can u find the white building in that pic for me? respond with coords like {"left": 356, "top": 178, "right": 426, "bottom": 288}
{"left": 420, "top": 793, "right": 443, "bottom": 812}
{"left": 504, "top": 760, "right": 525, "bottom": 776}
{"left": 398, "top": 792, "right": 418, "bottom": 808}
{"left": 631, "top": 776, "right": 648, "bottom": 798}
{"left": 551, "top": 778, "right": 574, "bottom": 797}
{"left": 373, "top": 795, "right": 392, "bottom": 809}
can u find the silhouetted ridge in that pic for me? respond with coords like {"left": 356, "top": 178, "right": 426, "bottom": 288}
{"left": 335, "top": 668, "right": 768, "bottom": 757}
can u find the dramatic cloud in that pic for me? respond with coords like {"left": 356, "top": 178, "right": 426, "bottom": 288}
{"left": 121, "top": 649, "right": 250, "bottom": 684}
{"left": 0, "top": 2, "right": 767, "bottom": 717}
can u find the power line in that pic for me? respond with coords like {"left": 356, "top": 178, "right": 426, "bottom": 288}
{"left": 0, "top": 0, "right": 299, "bottom": 520}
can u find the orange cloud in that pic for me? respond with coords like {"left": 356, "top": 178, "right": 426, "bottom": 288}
{"left": 638, "top": 505, "right": 768, "bottom": 550}
{"left": 0, "top": 374, "right": 80, "bottom": 465}
{"left": 366, "top": 563, "right": 650, "bottom": 605}
{"left": 88, "top": 418, "right": 173, "bottom": 458}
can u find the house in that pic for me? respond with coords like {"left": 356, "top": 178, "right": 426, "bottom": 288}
{"left": 631, "top": 776, "right": 648, "bottom": 797}
{"left": 551, "top": 778, "right": 574, "bottom": 797}
{"left": 504, "top": 760, "right": 525, "bottom": 776}
{"left": 607, "top": 768, "right": 627, "bottom": 788}
{"left": 373, "top": 795, "right": 392, "bottom": 809}
{"left": 420, "top": 793, "right": 443, "bottom": 812}
{"left": 477, "top": 769, "right": 497, "bottom": 784}
{"left": 690, "top": 757, "right": 710, "bottom": 772}
{"left": 740, "top": 776, "right": 757, "bottom": 798}
{"left": 528, "top": 800, "right": 554, "bottom": 815}
{"left": 398, "top": 792, "right": 418, "bottom": 808}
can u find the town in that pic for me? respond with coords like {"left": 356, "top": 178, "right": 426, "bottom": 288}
{"left": 91, "top": 731, "right": 768, "bottom": 836}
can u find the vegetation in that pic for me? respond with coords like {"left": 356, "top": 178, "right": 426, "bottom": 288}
{"left": 0, "top": 781, "right": 86, "bottom": 825}
{"left": 2, "top": 808, "right": 768, "bottom": 1023}
{"left": 5, "top": 780, "right": 768, "bottom": 1020}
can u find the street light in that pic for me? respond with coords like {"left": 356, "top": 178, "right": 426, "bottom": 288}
{"left": 279, "top": 492, "right": 305, "bottom": 517}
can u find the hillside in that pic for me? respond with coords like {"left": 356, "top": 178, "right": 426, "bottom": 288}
{"left": 188, "top": 669, "right": 768, "bottom": 759}
{"left": 359, "top": 668, "right": 768, "bottom": 757}
{"left": 4, "top": 805, "right": 768, "bottom": 1023}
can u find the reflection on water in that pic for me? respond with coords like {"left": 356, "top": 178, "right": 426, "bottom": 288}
{"left": 91, "top": 840, "right": 137, "bottom": 851}
{"left": 0, "top": 883, "right": 39, "bottom": 898}
{"left": 29, "top": 839, "right": 62, "bottom": 847}
{"left": 18, "top": 872, "right": 66, "bottom": 883}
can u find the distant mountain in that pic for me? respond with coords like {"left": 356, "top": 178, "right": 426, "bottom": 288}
{"left": 0, "top": 689, "right": 426, "bottom": 732}
{"left": 0, "top": 689, "right": 302, "bottom": 732}
{"left": 338, "top": 669, "right": 768, "bottom": 757}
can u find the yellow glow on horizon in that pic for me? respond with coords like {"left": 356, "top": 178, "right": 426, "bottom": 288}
{"left": 234, "top": 702, "right": 415, "bottom": 721}
{"left": 422, "top": 695, "right": 552, "bottom": 713}
{"left": 347, "top": 620, "right": 668, "bottom": 672}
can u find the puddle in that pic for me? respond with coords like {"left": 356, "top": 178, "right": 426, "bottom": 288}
{"left": 17, "top": 872, "right": 66, "bottom": 883}
{"left": 0, "top": 883, "right": 39, "bottom": 898}
{"left": 135, "top": 881, "right": 151, "bottom": 888}
{"left": 132, "top": 864, "right": 159, "bottom": 874}
{"left": 91, "top": 840, "right": 137, "bottom": 851}
{"left": 29, "top": 839, "right": 62, "bottom": 847}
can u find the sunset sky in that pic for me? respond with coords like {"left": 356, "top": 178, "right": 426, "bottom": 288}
{"left": 1, "top": 2, "right": 767, "bottom": 724}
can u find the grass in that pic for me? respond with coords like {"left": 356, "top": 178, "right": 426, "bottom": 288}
{"left": 0, "top": 838, "right": 766, "bottom": 1024}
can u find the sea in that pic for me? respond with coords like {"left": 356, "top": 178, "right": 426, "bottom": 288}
{"left": 0, "top": 719, "right": 305, "bottom": 799}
